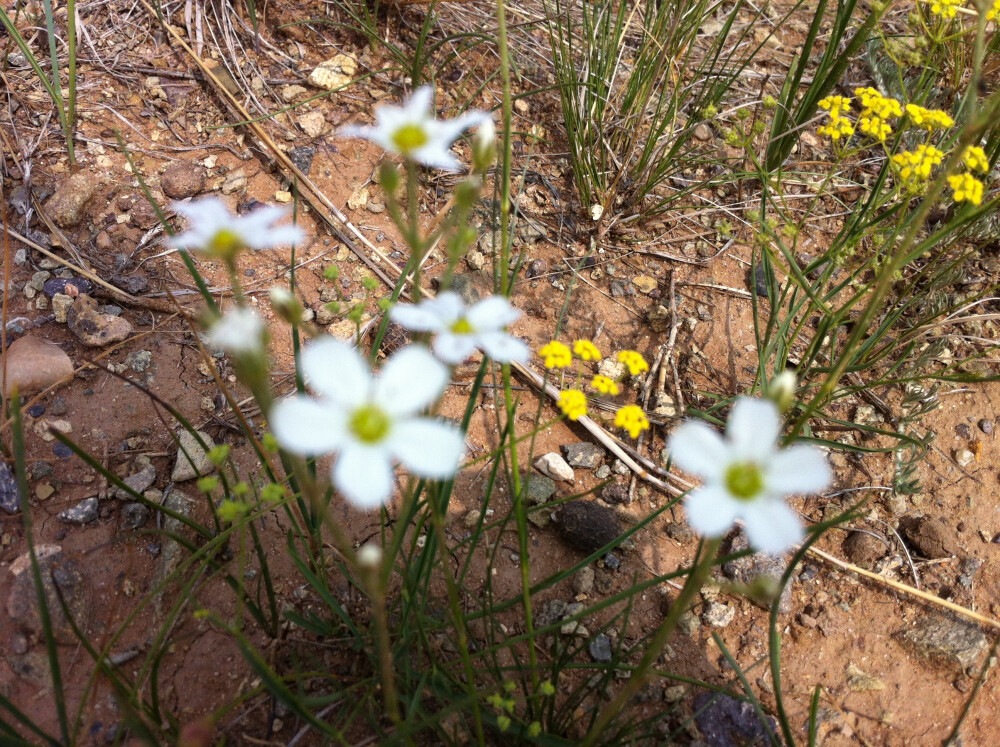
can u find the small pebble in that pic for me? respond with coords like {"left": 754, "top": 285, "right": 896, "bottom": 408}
{"left": 955, "top": 423, "right": 971, "bottom": 439}
{"left": 52, "top": 443, "right": 73, "bottom": 459}
{"left": 26, "top": 404, "right": 46, "bottom": 418}
{"left": 603, "top": 553, "right": 621, "bottom": 571}
{"left": 979, "top": 418, "right": 993, "bottom": 435}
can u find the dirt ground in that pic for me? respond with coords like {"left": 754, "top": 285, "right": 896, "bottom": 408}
{"left": 1, "top": 0, "right": 999, "bottom": 744}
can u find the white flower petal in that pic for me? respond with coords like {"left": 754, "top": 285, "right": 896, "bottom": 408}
{"left": 333, "top": 444, "right": 395, "bottom": 510}
{"left": 740, "top": 499, "right": 803, "bottom": 554}
{"left": 431, "top": 333, "right": 478, "bottom": 364}
{"left": 726, "top": 398, "right": 781, "bottom": 462}
{"left": 476, "top": 331, "right": 530, "bottom": 364}
{"left": 373, "top": 345, "right": 448, "bottom": 416}
{"left": 387, "top": 418, "right": 464, "bottom": 478}
{"left": 467, "top": 295, "right": 521, "bottom": 330}
{"left": 402, "top": 85, "right": 434, "bottom": 119}
{"left": 390, "top": 303, "right": 448, "bottom": 333}
{"left": 668, "top": 421, "right": 729, "bottom": 480}
{"left": 684, "top": 485, "right": 740, "bottom": 538}
{"left": 767, "top": 445, "right": 832, "bottom": 495}
{"left": 270, "top": 396, "right": 347, "bottom": 455}
{"left": 411, "top": 145, "right": 462, "bottom": 171}
{"left": 300, "top": 338, "right": 370, "bottom": 407}
{"left": 204, "top": 307, "right": 265, "bottom": 355}
{"left": 426, "top": 292, "right": 465, "bottom": 324}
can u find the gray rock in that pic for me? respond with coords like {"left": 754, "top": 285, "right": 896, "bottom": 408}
{"left": 125, "top": 350, "right": 153, "bottom": 373}
{"left": 594, "top": 464, "right": 612, "bottom": 480}
{"left": 155, "top": 490, "right": 195, "bottom": 614}
{"left": 573, "top": 566, "right": 595, "bottom": 596}
{"left": 535, "top": 452, "right": 575, "bottom": 482}
{"left": 536, "top": 599, "right": 569, "bottom": 628}
{"left": 958, "top": 558, "right": 983, "bottom": 589}
{"left": 52, "top": 294, "right": 74, "bottom": 323}
{"left": 520, "top": 470, "right": 556, "bottom": 505}
{"left": 121, "top": 502, "right": 151, "bottom": 529}
{"left": 114, "top": 458, "right": 157, "bottom": 499}
{"left": 895, "top": 614, "right": 987, "bottom": 670}
{"left": 588, "top": 633, "right": 613, "bottom": 663}
{"left": 0, "top": 462, "right": 23, "bottom": 514}
{"left": 58, "top": 496, "right": 98, "bottom": 524}
{"left": 723, "top": 531, "right": 793, "bottom": 614}
{"left": 561, "top": 442, "right": 604, "bottom": 469}
{"left": 7, "top": 548, "right": 89, "bottom": 642}
{"left": 664, "top": 522, "right": 695, "bottom": 544}
{"left": 694, "top": 692, "right": 779, "bottom": 747}
{"left": 702, "top": 601, "right": 736, "bottom": 628}
{"left": 171, "top": 429, "right": 216, "bottom": 481}
{"left": 45, "top": 170, "right": 101, "bottom": 227}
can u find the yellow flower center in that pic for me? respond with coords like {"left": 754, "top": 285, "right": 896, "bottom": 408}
{"left": 450, "top": 317, "right": 474, "bottom": 334}
{"left": 208, "top": 228, "right": 245, "bottom": 258}
{"left": 349, "top": 404, "right": 391, "bottom": 444}
{"left": 725, "top": 462, "right": 764, "bottom": 501}
{"left": 392, "top": 123, "right": 429, "bottom": 154}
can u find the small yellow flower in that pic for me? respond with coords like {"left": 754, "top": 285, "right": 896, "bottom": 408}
{"left": 617, "top": 350, "right": 649, "bottom": 376}
{"left": 818, "top": 95, "right": 852, "bottom": 117}
{"left": 892, "top": 144, "right": 944, "bottom": 185}
{"left": 904, "top": 104, "right": 954, "bottom": 131}
{"left": 929, "top": 0, "right": 961, "bottom": 18}
{"left": 962, "top": 146, "right": 989, "bottom": 174}
{"left": 557, "top": 389, "right": 588, "bottom": 421}
{"left": 857, "top": 115, "right": 892, "bottom": 142}
{"left": 989, "top": 0, "right": 1000, "bottom": 20}
{"left": 854, "top": 88, "right": 902, "bottom": 119}
{"left": 572, "top": 339, "right": 603, "bottom": 361}
{"left": 590, "top": 375, "right": 621, "bottom": 396}
{"left": 615, "top": 405, "right": 650, "bottom": 438}
{"left": 538, "top": 340, "right": 572, "bottom": 369}
{"left": 948, "top": 173, "right": 984, "bottom": 206}
{"left": 817, "top": 115, "right": 855, "bottom": 142}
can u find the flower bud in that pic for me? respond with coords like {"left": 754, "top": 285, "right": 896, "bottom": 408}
{"left": 472, "top": 118, "right": 497, "bottom": 172}
{"left": 269, "top": 286, "right": 303, "bottom": 325}
{"left": 770, "top": 370, "right": 798, "bottom": 413}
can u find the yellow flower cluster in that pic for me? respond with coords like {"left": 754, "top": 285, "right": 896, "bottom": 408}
{"left": 590, "top": 375, "right": 620, "bottom": 396}
{"left": 904, "top": 104, "right": 954, "bottom": 131}
{"left": 615, "top": 405, "right": 650, "bottom": 438}
{"left": 854, "top": 87, "right": 902, "bottom": 143}
{"left": 948, "top": 173, "right": 984, "bottom": 206}
{"left": 929, "top": 0, "right": 962, "bottom": 18}
{"left": 616, "top": 350, "right": 649, "bottom": 376}
{"left": 989, "top": 0, "right": 1000, "bottom": 20}
{"left": 557, "top": 389, "right": 588, "bottom": 420}
{"left": 855, "top": 88, "right": 903, "bottom": 119}
{"left": 817, "top": 95, "right": 854, "bottom": 142}
{"left": 538, "top": 340, "right": 572, "bottom": 369}
{"left": 963, "top": 146, "right": 989, "bottom": 174}
{"left": 572, "top": 339, "right": 602, "bottom": 361}
{"left": 891, "top": 144, "right": 944, "bottom": 185}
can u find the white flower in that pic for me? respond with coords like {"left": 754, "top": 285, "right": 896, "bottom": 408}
{"left": 668, "top": 397, "right": 831, "bottom": 554}
{"left": 204, "top": 307, "right": 267, "bottom": 355}
{"left": 339, "top": 85, "right": 489, "bottom": 171}
{"left": 269, "top": 339, "right": 465, "bottom": 510}
{"left": 390, "top": 292, "right": 529, "bottom": 365}
{"left": 169, "top": 197, "right": 304, "bottom": 259}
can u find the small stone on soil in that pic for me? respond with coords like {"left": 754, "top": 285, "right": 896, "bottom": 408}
{"left": 68, "top": 295, "right": 133, "bottom": 347}
{"left": 558, "top": 501, "right": 623, "bottom": 554}
{"left": 601, "top": 484, "right": 629, "bottom": 504}
{"left": 121, "top": 502, "right": 151, "bottom": 530}
{"left": 895, "top": 613, "right": 988, "bottom": 670}
{"left": 899, "top": 515, "right": 957, "bottom": 559}
{"left": 161, "top": 161, "right": 205, "bottom": 199}
{"left": 1, "top": 335, "right": 74, "bottom": 396}
{"left": 534, "top": 452, "right": 575, "bottom": 482}
{"left": 58, "top": 497, "right": 99, "bottom": 525}
{"left": 588, "top": 633, "right": 613, "bottom": 663}
{"left": 978, "top": 418, "right": 992, "bottom": 435}
{"left": 0, "top": 463, "right": 23, "bottom": 514}
{"left": 45, "top": 170, "right": 101, "bottom": 227}
{"left": 170, "top": 430, "right": 217, "bottom": 482}
{"left": 842, "top": 531, "right": 887, "bottom": 570}
{"left": 561, "top": 442, "right": 604, "bottom": 469}
{"left": 573, "top": 565, "right": 595, "bottom": 596}
{"left": 846, "top": 663, "right": 884, "bottom": 691}
{"left": 723, "top": 531, "right": 793, "bottom": 614}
